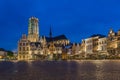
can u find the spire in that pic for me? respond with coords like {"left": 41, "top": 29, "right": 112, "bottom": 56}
{"left": 50, "top": 25, "right": 52, "bottom": 38}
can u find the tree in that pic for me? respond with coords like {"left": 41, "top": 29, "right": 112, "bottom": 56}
{"left": 7, "top": 51, "right": 14, "bottom": 57}
{"left": 0, "top": 48, "right": 5, "bottom": 51}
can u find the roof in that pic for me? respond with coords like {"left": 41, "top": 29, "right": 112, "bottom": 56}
{"left": 53, "top": 35, "right": 67, "bottom": 40}
{"left": 0, "top": 48, "right": 5, "bottom": 51}
{"left": 30, "top": 42, "right": 42, "bottom": 47}
{"left": 90, "top": 34, "right": 106, "bottom": 38}
{"left": 45, "top": 34, "right": 68, "bottom": 42}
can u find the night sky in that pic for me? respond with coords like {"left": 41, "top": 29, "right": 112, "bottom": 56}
{"left": 0, "top": 0, "right": 120, "bottom": 51}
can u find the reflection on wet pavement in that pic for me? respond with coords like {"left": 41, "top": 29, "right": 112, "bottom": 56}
{"left": 0, "top": 60, "right": 120, "bottom": 80}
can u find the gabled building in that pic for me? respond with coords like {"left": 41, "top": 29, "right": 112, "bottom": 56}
{"left": 82, "top": 34, "right": 107, "bottom": 57}
{"left": 98, "top": 37, "right": 108, "bottom": 55}
{"left": 107, "top": 29, "right": 120, "bottom": 56}
{"left": 18, "top": 17, "right": 70, "bottom": 60}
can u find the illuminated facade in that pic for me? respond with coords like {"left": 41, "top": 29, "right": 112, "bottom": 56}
{"left": 107, "top": 29, "right": 120, "bottom": 56}
{"left": 79, "top": 29, "right": 120, "bottom": 58}
{"left": 18, "top": 17, "right": 70, "bottom": 60}
{"left": 98, "top": 37, "right": 108, "bottom": 55}
{"left": 18, "top": 17, "right": 120, "bottom": 60}
{"left": 81, "top": 34, "right": 108, "bottom": 58}
{"left": 80, "top": 40, "right": 86, "bottom": 57}
{"left": 71, "top": 43, "right": 81, "bottom": 55}
{"left": 0, "top": 51, "right": 7, "bottom": 59}
{"left": 85, "top": 37, "right": 93, "bottom": 54}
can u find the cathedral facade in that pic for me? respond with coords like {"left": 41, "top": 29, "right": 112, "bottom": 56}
{"left": 18, "top": 17, "right": 70, "bottom": 60}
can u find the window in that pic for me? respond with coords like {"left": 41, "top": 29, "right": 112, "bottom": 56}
{"left": 23, "top": 43, "right": 25, "bottom": 46}
{"left": 23, "top": 55, "right": 25, "bottom": 58}
{"left": 26, "top": 43, "right": 28, "bottom": 46}
{"left": 23, "top": 47, "right": 25, "bottom": 51}
{"left": 19, "top": 43, "right": 22, "bottom": 46}
{"left": 19, "top": 47, "right": 21, "bottom": 51}
{"left": 27, "top": 47, "right": 29, "bottom": 51}
{"left": 19, "top": 56, "right": 21, "bottom": 58}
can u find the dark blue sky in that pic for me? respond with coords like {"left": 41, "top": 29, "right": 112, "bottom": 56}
{"left": 0, "top": 0, "right": 120, "bottom": 51}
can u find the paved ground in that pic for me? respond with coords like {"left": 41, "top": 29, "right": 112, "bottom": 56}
{"left": 0, "top": 60, "right": 120, "bottom": 80}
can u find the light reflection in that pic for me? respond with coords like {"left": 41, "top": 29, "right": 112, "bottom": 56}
{"left": 94, "top": 60, "right": 104, "bottom": 80}
{"left": 1, "top": 61, "right": 120, "bottom": 80}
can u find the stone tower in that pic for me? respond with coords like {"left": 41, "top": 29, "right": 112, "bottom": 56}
{"left": 28, "top": 17, "right": 39, "bottom": 42}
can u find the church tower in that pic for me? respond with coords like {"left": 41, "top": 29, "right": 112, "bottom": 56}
{"left": 28, "top": 17, "right": 39, "bottom": 42}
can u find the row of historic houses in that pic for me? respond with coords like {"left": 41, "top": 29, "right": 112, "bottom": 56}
{"left": 71, "top": 29, "right": 120, "bottom": 59}
{"left": 18, "top": 17, "right": 120, "bottom": 60}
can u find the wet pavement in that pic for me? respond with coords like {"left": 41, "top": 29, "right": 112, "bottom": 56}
{"left": 0, "top": 60, "right": 120, "bottom": 80}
